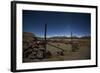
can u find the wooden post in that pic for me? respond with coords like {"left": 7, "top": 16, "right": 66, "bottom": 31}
{"left": 71, "top": 32, "right": 73, "bottom": 43}
{"left": 44, "top": 24, "right": 47, "bottom": 58}
{"left": 70, "top": 22, "right": 73, "bottom": 50}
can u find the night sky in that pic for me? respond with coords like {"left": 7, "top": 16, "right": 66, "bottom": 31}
{"left": 23, "top": 10, "right": 91, "bottom": 37}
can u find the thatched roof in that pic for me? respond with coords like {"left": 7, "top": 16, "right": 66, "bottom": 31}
{"left": 23, "top": 32, "right": 37, "bottom": 42}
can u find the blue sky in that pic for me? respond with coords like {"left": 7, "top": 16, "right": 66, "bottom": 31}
{"left": 23, "top": 10, "right": 91, "bottom": 37}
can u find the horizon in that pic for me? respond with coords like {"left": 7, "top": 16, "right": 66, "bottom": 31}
{"left": 23, "top": 31, "right": 90, "bottom": 38}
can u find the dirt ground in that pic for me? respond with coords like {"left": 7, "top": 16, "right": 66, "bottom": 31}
{"left": 23, "top": 39, "right": 91, "bottom": 63}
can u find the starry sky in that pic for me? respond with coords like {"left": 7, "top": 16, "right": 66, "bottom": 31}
{"left": 23, "top": 10, "right": 91, "bottom": 37}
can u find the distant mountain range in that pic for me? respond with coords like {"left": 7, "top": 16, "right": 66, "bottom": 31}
{"left": 48, "top": 36, "right": 90, "bottom": 39}
{"left": 23, "top": 32, "right": 90, "bottom": 40}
